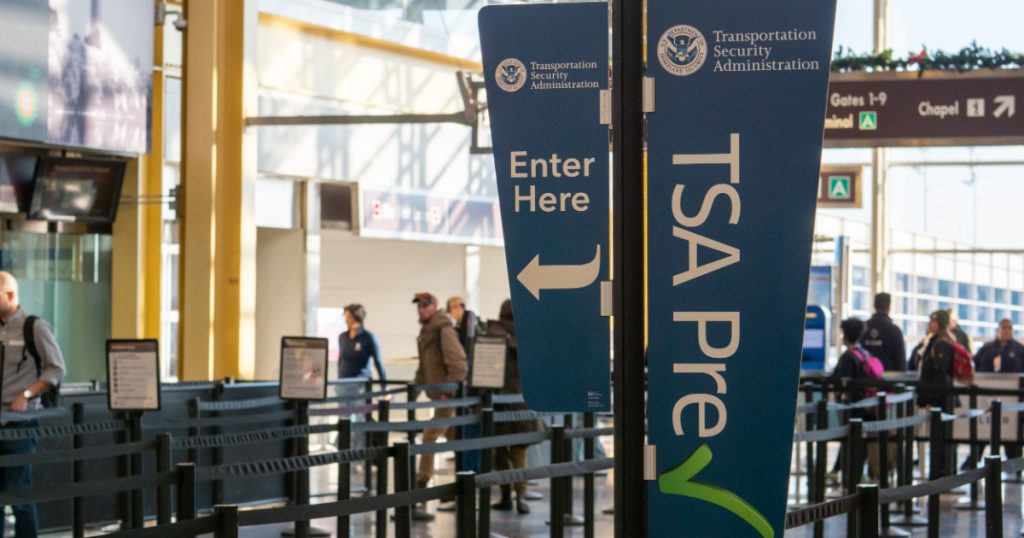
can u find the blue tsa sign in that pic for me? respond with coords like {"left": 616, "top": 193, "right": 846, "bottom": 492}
{"left": 479, "top": 3, "right": 610, "bottom": 412}
{"left": 646, "top": 1, "right": 837, "bottom": 536}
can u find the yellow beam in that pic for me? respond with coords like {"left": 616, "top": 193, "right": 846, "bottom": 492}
{"left": 143, "top": 23, "right": 165, "bottom": 340}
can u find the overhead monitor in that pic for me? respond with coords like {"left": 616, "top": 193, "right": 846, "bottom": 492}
{"left": 28, "top": 157, "right": 125, "bottom": 224}
{"left": 0, "top": 155, "right": 38, "bottom": 214}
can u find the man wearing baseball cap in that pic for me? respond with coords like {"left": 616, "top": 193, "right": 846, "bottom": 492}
{"left": 410, "top": 292, "right": 467, "bottom": 520}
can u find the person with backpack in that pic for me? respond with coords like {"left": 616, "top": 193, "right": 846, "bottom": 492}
{"left": 916, "top": 310, "right": 957, "bottom": 410}
{"left": 828, "top": 318, "right": 883, "bottom": 482}
{"left": 0, "top": 271, "right": 66, "bottom": 538}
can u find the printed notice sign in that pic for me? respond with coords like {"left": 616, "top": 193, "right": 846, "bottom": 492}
{"left": 470, "top": 335, "right": 508, "bottom": 389}
{"left": 279, "top": 337, "right": 329, "bottom": 401}
{"left": 106, "top": 339, "right": 161, "bottom": 412}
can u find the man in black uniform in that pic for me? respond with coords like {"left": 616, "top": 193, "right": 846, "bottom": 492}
{"left": 860, "top": 292, "right": 907, "bottom": 371}
{"left": 974, "top": 319, "right": 1024, "bottom": 373}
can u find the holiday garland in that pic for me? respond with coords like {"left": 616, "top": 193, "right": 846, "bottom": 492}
{"left": 831, "top": 42, "right": 1024, "bottom": 75}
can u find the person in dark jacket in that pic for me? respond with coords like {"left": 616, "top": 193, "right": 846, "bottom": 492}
{"left": 917, "top": 310, "right": 956, "bottom": 410}
{"left": 974, "top": 319, "right": 1024, "bottom": 373}
{"left": 486, "top": 299, "right": 538, "bottom": 515}
{"left": 860, "top": 292, "right": 907, "bottom": 371}
{"left": 829, "top": 318, "right": 871, "bottom": 416}
{"left": 337, "top": 304, "right": 386, "bottom": 383}
{"left": 446, "top": 296, "right": 479, "bottom": 357}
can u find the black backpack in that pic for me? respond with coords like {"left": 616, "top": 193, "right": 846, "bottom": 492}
{"left": 23, "top": 316, "right": 61, "bottom": 408}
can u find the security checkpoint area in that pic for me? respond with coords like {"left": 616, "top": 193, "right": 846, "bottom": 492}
{"left": 0, "top": 0, "right": 1023, "bottom": 537}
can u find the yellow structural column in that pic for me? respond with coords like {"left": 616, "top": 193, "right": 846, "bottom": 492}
{"left": 180, "top": 0, "right": 258, "bottom": 380}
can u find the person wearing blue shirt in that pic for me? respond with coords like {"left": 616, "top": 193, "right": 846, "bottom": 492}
{"left": 338, "top": 304, "right": 386, "bottom": 384}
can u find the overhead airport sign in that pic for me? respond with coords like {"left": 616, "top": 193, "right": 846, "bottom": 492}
{"left": 824, "top": 70, "right": 1024, "bottom": 147}
{"left": 817, "top": 166, "right": 862, "bottom": 208}
{"left": 479, "top": 2, "right": 610, "bottom": 412}
{"left": 646, "top": 0, "right": 837, "bottom": 535}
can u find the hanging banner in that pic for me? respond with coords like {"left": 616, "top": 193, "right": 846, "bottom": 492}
{"left": 646, "top": 0, "right": 837, "bottom": 536}
{"left": 479, "top": 3, "right": 611, "bottom": 411}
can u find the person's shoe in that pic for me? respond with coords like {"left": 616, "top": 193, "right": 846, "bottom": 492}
{"left": 492, "top": 497, "right": 514, "bottom": 511}
{"left": 412, "top": 503, "right": 435, "bottom": 521}
{"left": 516, "top": 492, "right": 531, "bottom": 514}
{"left": 523, "top": 490, "right": 544, "bottom": 501}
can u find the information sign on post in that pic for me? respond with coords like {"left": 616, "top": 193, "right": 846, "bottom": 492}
{"left": 817, "top": 166, "right": 862, "bottom": 208}
{"left": 106, "top": 340, "right": 161, "bottom": 412}
{"left": 479, "top": 3, "right": 611, "bottom": 412}
{"left": 470, "top": 335, "right": 508, "bottom": 389}
{"left": 279, "top": 337, "right": 329, "bottom": 401}
{"left": 645, "top": 0, "right": 837, "bottom": 536}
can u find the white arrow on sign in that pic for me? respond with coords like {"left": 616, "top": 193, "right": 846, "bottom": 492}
{"left": 517, "top": 245, "right": 601, "bottom": 300}
{"left": 994, "top": 95, "right": 1016, "bottom": 118}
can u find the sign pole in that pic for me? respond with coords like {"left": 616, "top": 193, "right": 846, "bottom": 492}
{"left": 611, "top": 0, "right": 647, "bottom": 534}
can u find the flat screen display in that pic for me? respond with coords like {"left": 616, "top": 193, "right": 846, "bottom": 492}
{"left": 29, "top": 157, "right": 125, "bottom": 223}
{"left": 0, "top": 155, "right": 38, "bottom": 214}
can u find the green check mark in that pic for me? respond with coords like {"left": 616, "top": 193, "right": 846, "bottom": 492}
{"left": 658, "top": 444, "right": 775, "bottom": 538}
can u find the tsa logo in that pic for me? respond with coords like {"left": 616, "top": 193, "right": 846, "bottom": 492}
{"left": 496, "top": 58, "right": 527, "bottom": 92}
{"left": 657, "top": 25, "right": 707, "bottom": 77}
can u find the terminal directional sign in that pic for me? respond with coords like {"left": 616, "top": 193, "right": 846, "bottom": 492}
{"left": 646, "top": 0, "right": 837, "bottom": 535}
{"left": 825, "top": 70, "right": 1024, "bottom": 147}
{"left": 479, "top": 3, "right": 610, "bottom": 412}
{"left": 817, "top": 166, "right": 862, "bottom": 208}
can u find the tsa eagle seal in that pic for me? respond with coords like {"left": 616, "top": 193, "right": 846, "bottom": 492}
{"left": 657, "top": 25, "right": 707, "bottom": 77}
{"left": 495, "top": 58, "right": 527, "bottom": 92}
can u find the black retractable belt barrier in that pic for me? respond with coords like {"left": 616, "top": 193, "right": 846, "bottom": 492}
{"left": 550, "top": 424, "right": 566, "bottom": 538}
{"left": 293, "top": 400, "right": 311, "bottom": 538}
{"left": 156, "top": 433, "right": 173, "bottom": 525}
{"left": 375, "top": 399, "right": 390, "bottom": 538}
{"left": 337, "top": 418, "right": 351, "bottom": 538}
{"left": 118, "top": 413, "right": 133, "bottom": 530}
{"left": 562, "top": 414, "right": 581, "bottom": 527}
{"left": 393, "top": 442, "right": 412, "bottom": 538}
{"left": 874, "top": 393, "right": 906, "bottom": 538}
{"left": 892, "top": 390, "right": 925, "bottom": 528}
{"left": 846, "top": 418, "right": 863, "bottom": 538}
{"left": 177, "top": 462, "right": 197, "bottom": 521}
{"left": 859, "top": 484, "right": 880, "bottom": 538}
{"left": 802, "top": 384, "right": 815, "bottom": 507}
{"left": 813, "top": 399, "right": 827, "bottom": 538}
{"left": 454, "top": 383, "right": 465, "bottom": 472}
{"left": 215, "top": 504, "right": 239, "bottom": 538}
{"left": 129, "top": 412, "right": 145, "bottom": 529}
{"left": 958, "top": 386, "right": 984, "bottom": 511}
{"left": 478, "top": 406, "right": 494, "bottom": 538}
{"left": 407, "top": 384, "right": 418, "bottom": 485}
{"left": 71, "top": 403, "right": 85, "bottom": 538}
{"left": 983, "top": 455, "right": 1002, "bottom": 538}
{"left": 364, "top": 382, "right": 375, "bottom": 494}
{"left": 990, "top": 399, "right": 1002, "bottom": 458}
{"left": 927, "top": 409, "right": 943, "bottom": 538}
{"left": 456, "top": 472, "right": 477, "bottom": 538}
{"left": 212, "top": 383, "right": 226, "bottom": 506}
{"left": 584, "top": 412, "right": 596, "bottom": 538}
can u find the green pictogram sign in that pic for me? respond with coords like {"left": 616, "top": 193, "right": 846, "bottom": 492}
{"left": 828, "top": 176, "right": 851, "bottom": 199}
{"left": 858, "top": 111, "right": 877, "bottom": 130}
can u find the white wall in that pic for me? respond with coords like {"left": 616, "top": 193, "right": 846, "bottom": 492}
{"left": 255, "top": 227, "right": 306, "bottom": 380}
{"left": 478, "top": 246, "right": 511, "bottom": 323}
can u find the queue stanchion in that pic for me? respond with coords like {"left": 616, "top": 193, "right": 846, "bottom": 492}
{"left": 813, "top": 399, "right": 827, "bottom": 538}
{"left": 456, "top": 472, "right": 478, "bottom": 538}
{"left": 394, "top": 442, "right": 412, "bottom": 538}
{"left": 858, "top": 483, "right": 880, "bottom": 538}
{"left": 990, "top": 399, "right": 1003, "bottom": 459}
{"left": 563, "top": 414, "right": 583, "bottom": 526}
{"left": 891, "top": 392, "right": 926, "bottom": 528}
{"left": 156, "top": 433, "right": 173, "bottom": 525}
{"left": 584, "top": 412, "right": 596, "bottom": 538}
{"left": 214, "top": 504, "right": 239, "bottom": 538}
{"left": 364, "top": 380, "right": 375, "bottom": 493}
{"left": 294, "top": 401, "right": 311, "bottom": 538}
{"left": 129, "top": 411, "right": 144, "bottom": 529}
{"left": 117, "top": 413, "right": 132, "bottom": 529}
{"left": 875, "top": 394, "right": 908, "bottom": 538}
{"left": 845, "top": 418, "right": 863, "bottom": 538}
{"left": 927, "top": 408, "right": 943, "bottom": 538}
{"left": 176, "top": 462, "right": 197, "bottom": 521}
{"left": 550, "top": 424, "right": 566, "bottom": 538}
{"left": 454, "top": 382, "right": 466, "bottom": 472}
{"left": 407, "top": 384, "right": 419, "bottom": 485}
{"left": 957, "top": 386, "right": 984, "bottom": 511}
{"left": 375, "top": 399, "right": 391, "bottom": 538}
{"left": 187, "top": 398, "right": 200, "bottom": 466}
{"left": 478, "top": 406, "right": 495, "bottom": 538}
{"left": 337, "top": 418, "right": 352, "bottom": 538}
{"left": 802, "top": 383, "right": 816, "bottom": 506}
{"left": 71, "top": 402, "right": 85, "bottom": 538}
{"left": 212, "top": 382, "right": 226, "bottom": 506}
{"left": 983, "top": 455, "right": 1003, "bottom": 538}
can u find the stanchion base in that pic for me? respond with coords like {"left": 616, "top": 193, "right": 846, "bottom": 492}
{"left": 889, "top": 514, "right": 928, "bottom": 527}
{"left": 601, "top": 506, "right": 615, "bottom": 515}
{"left": 953, "top": 498, "right": 985, "bottom": 511}
{"left": 879, "top": 525, "right": 911, "bottom": 538}
{"left": 546, "top": 514, "right": 586, "bottom": 526}
{"left": 281, "top": 525, "right": 331, "bottom": 537}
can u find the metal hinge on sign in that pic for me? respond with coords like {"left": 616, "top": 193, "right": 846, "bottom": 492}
{"left": 643, "top": 77, "right": 655, "bottom": 113}
{"left": 600, "top": 280, "right": 612, "bottom": 317}
{"left": 644, "top": 444, "right": 657, "bottom": 480}
{"left": 600, "top": 89, "right": 612, "bottom": 125}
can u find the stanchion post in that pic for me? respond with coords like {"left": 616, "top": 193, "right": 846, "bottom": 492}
{"left": 212, "top": 382, "right": 226, "bottom": 506}
{"left": 375, "top": 399, "right": 391, "bottom": 538}
{"left": 927, "top": 408, "right": 943, "bottom": 538}
{"left": 899, "top": 395, "right": 916, "bottom": 522}
{"left": 802, "top": 383, "right": 815, "bottom": 506}
{"left": 846, "top": 418, "right": 863, "bottom": 538}
{"left": 990, "top": 399, "right": 1002, "bottom": 459}
{"left": 551, "top": 424, "right": 566, "bottom": 538}
{"left": 117, "top": 414, "right": 133, "bottom": 530}
{"left": 176, "top": 462, "right": 197, "bottom": 521}
{"left": 813, "top": 399, "right": 827, "bottom": 538}
{"left": 394, "top": 442, "right": 412, "bottom": 538}
{"left": 983, "top": 455, "right": 1003, "bottom": 538}
{"left": 214, "top": 504, "right": 239, "bottom": 538}
{"left": 584, "top": 412, "right": 595, "bottom": 538}
{"left": 858, "top": 484, "right": 880, "bottom": 538}
{"left": 563, "top": 414, "right": 576, "bottom": 525}
{"left": 967, "top": 386, "right": 981, "bottom": 508}
{"left": 295, "top": 400, "right": 311, "bottom": 538}
{"left": 406, "top": 384, "right": 418, "bottom": 481}
{"left": 187, "top": 398, "right": 200, "bottom": 465}
{"left": 456, "top": 472, "right": 478, "bottom": 538}
{"left": 479, "top": 407, "right": 495, "bottom": 538}
{"left": 364, "top": 380, "right": 375, "bottom": 493}
{"left": 71, "top": 402, "right": 85, "bottom": 538}
{"left": 876, "top": 393, "right": 893, "bottom": 531}
{"left": 337, "top": 418, "right": 351, "bottom": 538}
{"left": 157, "top": 433, "right": 173, "bottom": 525}
{"left": 129, "top": 411, "right": 144, "bottom": 529}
